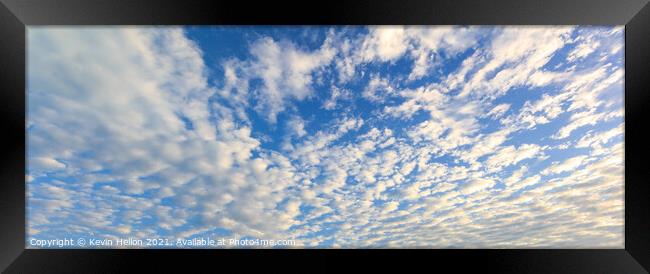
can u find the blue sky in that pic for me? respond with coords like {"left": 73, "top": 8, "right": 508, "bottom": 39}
{"left": 27, "top": 26, "right": 624, "bottom": 248}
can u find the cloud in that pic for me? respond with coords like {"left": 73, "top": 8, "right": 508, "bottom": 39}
{"left": 576, "top": 123, "right": 623, "bottom": 151}
{"left": 225, "top": 34, "right": 337, "bottom": 123}
{"left": 485, "top": 144, "right": 543, "bottom": 172}
{"left": 358, "top": 27, "right": 409, "bottom": 62}
{"left": 553, "top": 110, "right": 606, "bottom": 139}
{"left": 486, "top": 103, "right": 510, "bottom": 119}
{"left": 27, "top": 27, "right": 305, "bottom": 241}
{"left": 458, "top": 178, "right": 496, "bottom": 195}
{"left": 567, "top": 34, "right": 601, "bottom": 62}
{"left": 458, "top": 27, "right": 573, "bottom": 99}
{"left": 27, "top": 26, "right": 624, "bottom": 248}
{"left": 542, "top": 156, "right": 588, "bottom": 175}
{"left": 286, "top": 115, "right": 308, "bottom": 138}
{"left": 251, "top": 37, "right": 335, "bottom": 122}
{"left": 362, "top": 75, "right": 396, "bottom": 103}
{"left": 29, "top": 157, "right": 66, "bottom": 173}
{"left": 338, "top": 26, "right": 479, "bottom": 83}
{"left": 405, "top": 26, "right": 479, "bottom": 80}
{"left": 322, "top": 85, "right": 350, "bottom": 110}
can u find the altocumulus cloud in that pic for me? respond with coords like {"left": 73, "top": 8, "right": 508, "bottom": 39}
{"left": 27, "top": 26, "right": 624, "bottom": 248}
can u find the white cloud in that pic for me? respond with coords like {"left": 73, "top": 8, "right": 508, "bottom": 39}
{"left": 358, "top": 26, "right": 408, "bottom": 62}
{"left": 339, "top": 26, "right": 479, "bottom": 83}
{"left": 460, "top": 128, "right": 512, "bottom": 164}
{"left": 405, "top": 26, "right": 479, "bottom": 80}
{"left": 528, "top": 70, "right": 570, "bottom": 87}
{"left": 286, "top": 115, "right": 308, "bottom": 138}
{"left": 485, "top": 144, "right": 543, "bottom": 172}
{"left": 501, "top": 91, "right": 571, "bottom": 132}
{"left": 486, "top": 103, "right": 510, "bottom": 119}
{"left": 542, "top": 155, "right": 588, "bottom": 175}
{"left": 27, "top": 26, "right": 624, "bottom": 249}
{"left": 567, "top": 36, "right": 600, "bottom": 62}
{"left": 27, "top": 27, "right": 309, "bottom": 241}
{"left": 458, "top": 178, "right": 496, "bottom": 195}
{"left": 576, "top": 123, "right": 623, "bottom": 150}
{"left": 567, "top": 67, "right": 623, "bottom": 112}
{"left": 362, "top": 75, "right": 395, "bottom": 103}
{"left": 459, "top": 27, "right": 573, "bottom": 99}
{"left": 383, "top": 201, "right": 400, "bottom": 213}
{"left": 30, "top": 157, "right": 66, "bottom": 173}
{"left": 322, "top": 85, "right": 350, "bottom": 110}
{"left": 504, "top": 166, "right": 528, "bottom": 187}
{"left": 553, "top": 110, "right": 605, "bottom": 139}
{"left": 248, "top": 36, "right": 336, "bottom": 123}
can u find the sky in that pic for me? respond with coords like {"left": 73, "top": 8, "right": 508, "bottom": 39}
{"left": 27, "top": 26, "right": 624, "bottom": 248}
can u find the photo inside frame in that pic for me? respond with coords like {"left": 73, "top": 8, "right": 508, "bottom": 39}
{"left": 26, "top": 26, "right": 624, "bottom": 249}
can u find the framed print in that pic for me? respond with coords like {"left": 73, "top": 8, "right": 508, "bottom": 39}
{"left": 1, "top": 0, "right": 649, "bottom": 272}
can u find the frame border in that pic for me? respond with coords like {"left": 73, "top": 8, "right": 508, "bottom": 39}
{"left": 1, "top": 0, "right": 648, "bottom": 272}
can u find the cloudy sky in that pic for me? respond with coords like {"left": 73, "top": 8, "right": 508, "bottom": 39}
{"left": 27, "top": 26, "right": 624, "bottom": 248}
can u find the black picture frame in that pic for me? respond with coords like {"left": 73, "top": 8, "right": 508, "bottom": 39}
{"left": 1, "top": 0, "right": 648, "bottom": 272}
